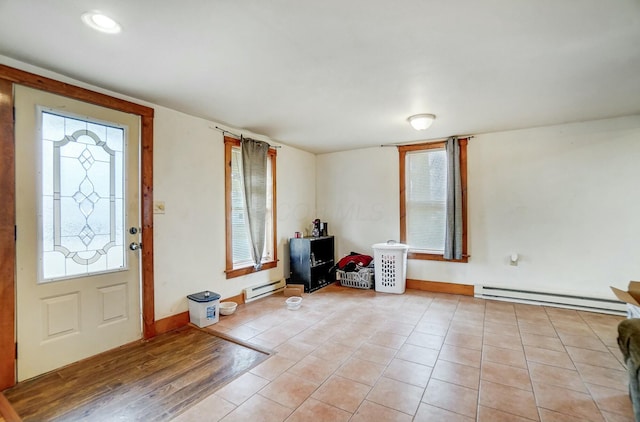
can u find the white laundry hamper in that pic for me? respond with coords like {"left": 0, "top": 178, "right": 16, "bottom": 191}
{"left": 372, "top": 241, "right": 410, "bottom": 294}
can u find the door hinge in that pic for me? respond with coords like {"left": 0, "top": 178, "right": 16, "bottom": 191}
{"left": 13, "top": 106, "right": 15, "bottom": 123}
{"left": 15, "top": 225, "right": 17, "bottom": 241}
{"left": 15, "top": 342, "right": 18, "bottom": 359}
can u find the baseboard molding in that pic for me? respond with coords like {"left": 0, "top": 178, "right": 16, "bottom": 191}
{"left": 154, "top": 311, "right": 190, "bottom": 335}
{"left": 154, "top": 293, "right": 246, "bottom": 335}
{"left": 0, "top": 392, "right": 21, "bottom": 422}
{"left": 406, "top": 279, "right": 474, "bottom": 296}
{"left": 224, "top": 293, "right": 245, "bottom": 306}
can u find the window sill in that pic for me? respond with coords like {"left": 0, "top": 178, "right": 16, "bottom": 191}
{"left": 225, "top": 260, "right": 277, "bottom": 279}
{"left": 408, "top": 251, "right": 469, "bottom": 263}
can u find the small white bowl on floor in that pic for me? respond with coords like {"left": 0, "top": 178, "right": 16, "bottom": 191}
{"left": 219, "top": 301, "right": 237, "bottom": 315}
{"left": 285, "top": 296, "right": 302, "bottom": 310}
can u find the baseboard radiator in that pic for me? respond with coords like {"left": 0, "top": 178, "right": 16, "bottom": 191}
{"left": 475, "top": 285, "right": 626, "bottom": 315}
{"left": 244, "top": 279, "right": 286, "bottom": 303}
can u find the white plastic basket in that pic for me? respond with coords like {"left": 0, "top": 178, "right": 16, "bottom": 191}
{"left": 372, "top": 241, "right": 409, "bottom": 294}
{"left": 628, "top": 303, "right": 640, "bottom": 319}
{"left": 337, "top": 268, "right": 374, "bottom": 289}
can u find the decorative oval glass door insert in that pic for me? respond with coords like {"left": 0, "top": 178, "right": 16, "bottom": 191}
{"left": 39, "top": 110, "right": 127, "bottom": 282}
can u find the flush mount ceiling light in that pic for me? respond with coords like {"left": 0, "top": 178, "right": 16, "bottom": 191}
{"left": 81, "top": 11, "right": 121, "bottom": 34}
{"left": 407, "top": 114, "right": 436, "bottom": 130}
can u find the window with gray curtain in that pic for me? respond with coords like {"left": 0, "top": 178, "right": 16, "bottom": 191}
{"left": 224, "top": 136, "right": 277, "bottom": 278}
{"left": 398, "top": 137, "right": 469, "bottom": 262}
{"left": 240, "top": 137, "right": 270, "bottom": 270}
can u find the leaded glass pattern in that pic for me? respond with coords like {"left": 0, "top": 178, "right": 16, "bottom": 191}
{"left": 40, "top": 111, "right": 126, "bottom": 281}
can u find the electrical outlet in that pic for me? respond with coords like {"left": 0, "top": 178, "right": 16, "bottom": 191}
{"left": 153, "top": 201, "right": 165, "bottom": 214}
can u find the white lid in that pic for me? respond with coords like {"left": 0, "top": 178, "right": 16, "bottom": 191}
{"left": 372, "top": 241, "right": 410, "bottom": 250}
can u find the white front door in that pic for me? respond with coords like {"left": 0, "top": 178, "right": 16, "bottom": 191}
{"left": 14, "top": 85, "right": 142, "bottom": 381}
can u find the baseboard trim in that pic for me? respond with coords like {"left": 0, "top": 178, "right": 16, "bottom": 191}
{"left": 153, "top": 293, "right": 246, "bottom": 335}
{"left": 154, "top": 311, "right": 190, "bottom": 335}
{"left": 406, "top": 279, "right": 474, "bottom": 296}
{"left": 224, "top": 293, "right": 245, "bottom": 306}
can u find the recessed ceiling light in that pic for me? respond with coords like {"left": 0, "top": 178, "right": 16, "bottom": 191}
{"left": 81, "top": 11, "right": 121, "bottom": 34}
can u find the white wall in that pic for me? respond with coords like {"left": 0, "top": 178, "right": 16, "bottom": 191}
{"left": 316, "top": 147, "right": 399, "bottom": 257}
{"left": 4, "top": 54, "right": 640, "bottom": 315}
{"left": 1, "top": 56, "right": 317, "bottom": 321}
{"left": 152, "top": 109, "right": 317, "bottom": 319}
{"left": 317, "top": 116, "right": 640, "bottom": 300}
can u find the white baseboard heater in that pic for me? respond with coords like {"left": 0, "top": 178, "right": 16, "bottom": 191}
{"left": 475, "top": 285, "right": 626, "bottom": 315}
{"left": 244, "top": 279, "right": 286, "bottom": 303}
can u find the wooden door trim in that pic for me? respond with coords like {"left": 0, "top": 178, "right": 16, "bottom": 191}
{"left": 0, "top": 64, "right": 155, "bottom": 389}
{"left": 0, "top": 78, "right": 16, "bottom": 391}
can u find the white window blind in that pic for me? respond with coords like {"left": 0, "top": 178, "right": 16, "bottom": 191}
{"left": 405, "top": 147, "right": 447, "bottom": 253}
{"left": 230, "top": 147, "right": 273, "bottom": 268}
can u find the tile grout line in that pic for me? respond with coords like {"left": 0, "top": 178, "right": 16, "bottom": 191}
{"left": 201, "top": 289, "right": 631, "bottom": 422}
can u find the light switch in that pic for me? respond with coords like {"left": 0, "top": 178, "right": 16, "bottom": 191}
{"left": 510, "top": 253, "right": 518, "bottom": 266}
{"left": 153, "top": 201, "right": 165, "bottom": 214}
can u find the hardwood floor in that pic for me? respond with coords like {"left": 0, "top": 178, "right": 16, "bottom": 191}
{"left": 3, "top": 326, "right": 270, "bottom": 421}
{"left": 0, "top": 392, "right": 19, "bottom": 422}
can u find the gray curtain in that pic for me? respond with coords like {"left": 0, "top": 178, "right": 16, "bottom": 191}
{"left": 444, "top": 136, "right": 463, "bottom": 260}
{"left": 241, "top": 136, "right": 270, "bottom": 270}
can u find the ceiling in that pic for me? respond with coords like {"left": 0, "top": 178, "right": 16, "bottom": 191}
{"left": 1, "top": 0, "right": 639, "bottom": 154}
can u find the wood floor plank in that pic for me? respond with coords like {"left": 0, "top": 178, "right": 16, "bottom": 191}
{"left": 5, "top": 328, "right": 214, "bottom": 411}
{"left": 2, "top": 331, "right": 186, "bottom": 403}
{"left": 56, "top": 338, "right": 252, "bottom": 421}
{"left": 0, "top": 393, "right": 20, "bottom": 422}
{"left": 16, "top": 342, "right": 224, "bottom": 420}
{"left": 134, "top": 342, "right": 265, "bottom": 421}
{"left": 4, "top": 326, "right": 269, "bottom": 422}
{"left": 55, "top": 344, "right": 229, "bottom": 421}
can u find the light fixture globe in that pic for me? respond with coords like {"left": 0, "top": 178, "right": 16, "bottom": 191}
{"left": 407, "top": 114, "right": 436, "bottom": 130}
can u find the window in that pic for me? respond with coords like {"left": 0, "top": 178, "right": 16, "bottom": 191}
{"left": 39, "top": 110, "right": 128, "bottom": 281}
{"left": 224, "top": 136, "right": 277, "bottom": 278}
{"left": 398, "top": 139, "right": 468, "bottom": 262}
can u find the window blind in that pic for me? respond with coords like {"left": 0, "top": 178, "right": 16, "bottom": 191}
{"left": 230, "top": 147, "right": 273, "bottom": 267}
{"left": 405, "top": 147, "right": 447, "bottom": 253}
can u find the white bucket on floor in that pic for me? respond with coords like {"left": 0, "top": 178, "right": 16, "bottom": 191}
{"left": 187, "top": 291, "right": 221, "bottom": 327}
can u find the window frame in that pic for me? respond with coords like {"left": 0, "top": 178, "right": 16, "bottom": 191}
{"left": 224, "top": 136, "right": 278, "bottom": 278}
{"left": 398, "top": 138, "right": 469, "bottom": 263}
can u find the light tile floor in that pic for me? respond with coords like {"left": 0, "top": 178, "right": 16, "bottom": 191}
{"left": 172, "top": 285, "right": 634, "bottom": 421}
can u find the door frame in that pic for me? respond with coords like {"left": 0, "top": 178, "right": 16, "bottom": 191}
{"left": 0, "top": 64, "right": 156, "bottom": 390}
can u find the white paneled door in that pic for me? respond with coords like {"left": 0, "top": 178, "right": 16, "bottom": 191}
{"left": 14, "top": 85, "right": 142, "bottom": 381}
